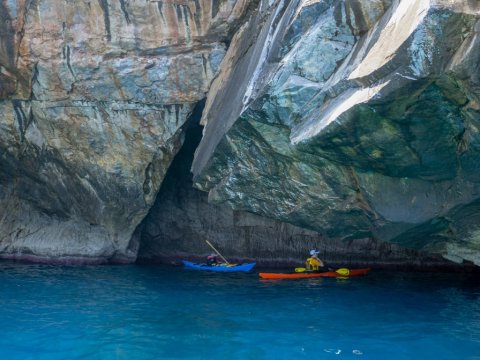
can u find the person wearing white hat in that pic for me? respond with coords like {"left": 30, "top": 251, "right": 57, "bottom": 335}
{"left": 305, "top": 249, "right": 326, "bottom": 271}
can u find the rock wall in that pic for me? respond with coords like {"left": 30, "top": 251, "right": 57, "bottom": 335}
{"left": 0, "top": 0, "right": 251, "bottom": 263}
{"left": 193, "top": 0, "right": 480, "bottom": 266}
{"left": 2, "top": 0, "right": 479, "bottom": 267}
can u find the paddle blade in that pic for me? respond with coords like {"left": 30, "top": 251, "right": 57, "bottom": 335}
{"left": 336, "top": 268, "right": 350, "bottom": 276}
{"left": 295, "top": 267, "right": 306, "bottom": 273}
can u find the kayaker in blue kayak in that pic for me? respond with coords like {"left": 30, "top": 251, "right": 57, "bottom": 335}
{"left": 207, "top": 253, "right": 222, "bottom": 266}
{"left": 306, "top": 250, "right": 329, "bottom": 272}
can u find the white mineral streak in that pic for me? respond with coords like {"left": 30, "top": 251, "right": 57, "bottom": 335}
{"left": 348, "top": 0, "right": 430, "bottom": 80}
{"left": 242, "top": 0, "right": 286, "bottom": 110}
{"left": 291, "top": 81, "right": 390, "bottom": 144}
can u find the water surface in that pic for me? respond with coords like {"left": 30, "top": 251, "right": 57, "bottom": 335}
{"left": 0, "top": 262, "right": 479, "bottom": 359}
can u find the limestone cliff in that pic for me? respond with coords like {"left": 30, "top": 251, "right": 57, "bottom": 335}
{"left": 193, "top": 0, "right": 480, "bottom": 266}
{"left": 0, "top": 0, "right": 250, "bottom": 263}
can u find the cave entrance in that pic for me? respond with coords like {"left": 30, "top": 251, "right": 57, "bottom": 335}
{"left": 137, "top": 100, "right": 206, "bottom": 262}
{"left": 135, "top": 99, "right": 459, "bottom": 269}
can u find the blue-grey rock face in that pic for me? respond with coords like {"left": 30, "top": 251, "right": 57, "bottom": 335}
{"left": 193, "top": 0, "right": 480, "bottom": 265}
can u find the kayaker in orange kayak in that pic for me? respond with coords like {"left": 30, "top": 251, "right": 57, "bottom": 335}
{"left": 305, "top": 249, "right": 328, "bottom": 272}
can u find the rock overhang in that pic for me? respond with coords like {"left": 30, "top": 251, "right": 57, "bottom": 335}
{"left": 193, "top": 0, "right": 480, "bottom": 265}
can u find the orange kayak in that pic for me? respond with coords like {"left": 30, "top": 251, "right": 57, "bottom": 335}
{"left": 259, "top": 268, "right": 371, "bottom": 279}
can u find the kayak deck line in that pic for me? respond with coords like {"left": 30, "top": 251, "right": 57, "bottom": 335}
{"left": 259, "top": 268, "right": 371, "bottom": 279}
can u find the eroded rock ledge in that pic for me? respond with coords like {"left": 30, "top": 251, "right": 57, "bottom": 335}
{"left": 193, "top": 0, "right": 480, "bottom": 266}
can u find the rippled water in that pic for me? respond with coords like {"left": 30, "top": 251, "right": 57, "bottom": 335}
{"left": 0, "top": 262, "right": 479, "bottom": 359}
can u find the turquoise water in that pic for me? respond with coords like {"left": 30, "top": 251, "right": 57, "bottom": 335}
{"left": 0, "top": 263, "right": 479, "bottom": 360}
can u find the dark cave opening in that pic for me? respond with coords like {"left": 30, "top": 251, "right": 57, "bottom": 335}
{"left": 136, "top": 99, "right": 206, "bottom": 262}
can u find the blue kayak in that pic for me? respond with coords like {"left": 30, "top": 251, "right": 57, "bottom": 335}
{"left": 182, "top": 260, "right": 256, "bottom": 272}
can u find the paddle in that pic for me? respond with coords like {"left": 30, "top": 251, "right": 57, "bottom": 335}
{"left": 206, "top": 240, "right": 231, "bottom": 265}
{"left": 294, "top": 267, "right": 350, "bottom": 275}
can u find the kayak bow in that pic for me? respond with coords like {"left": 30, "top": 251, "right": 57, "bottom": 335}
{"left": 259, "top": 268, "right": 371, "bottom": 279}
